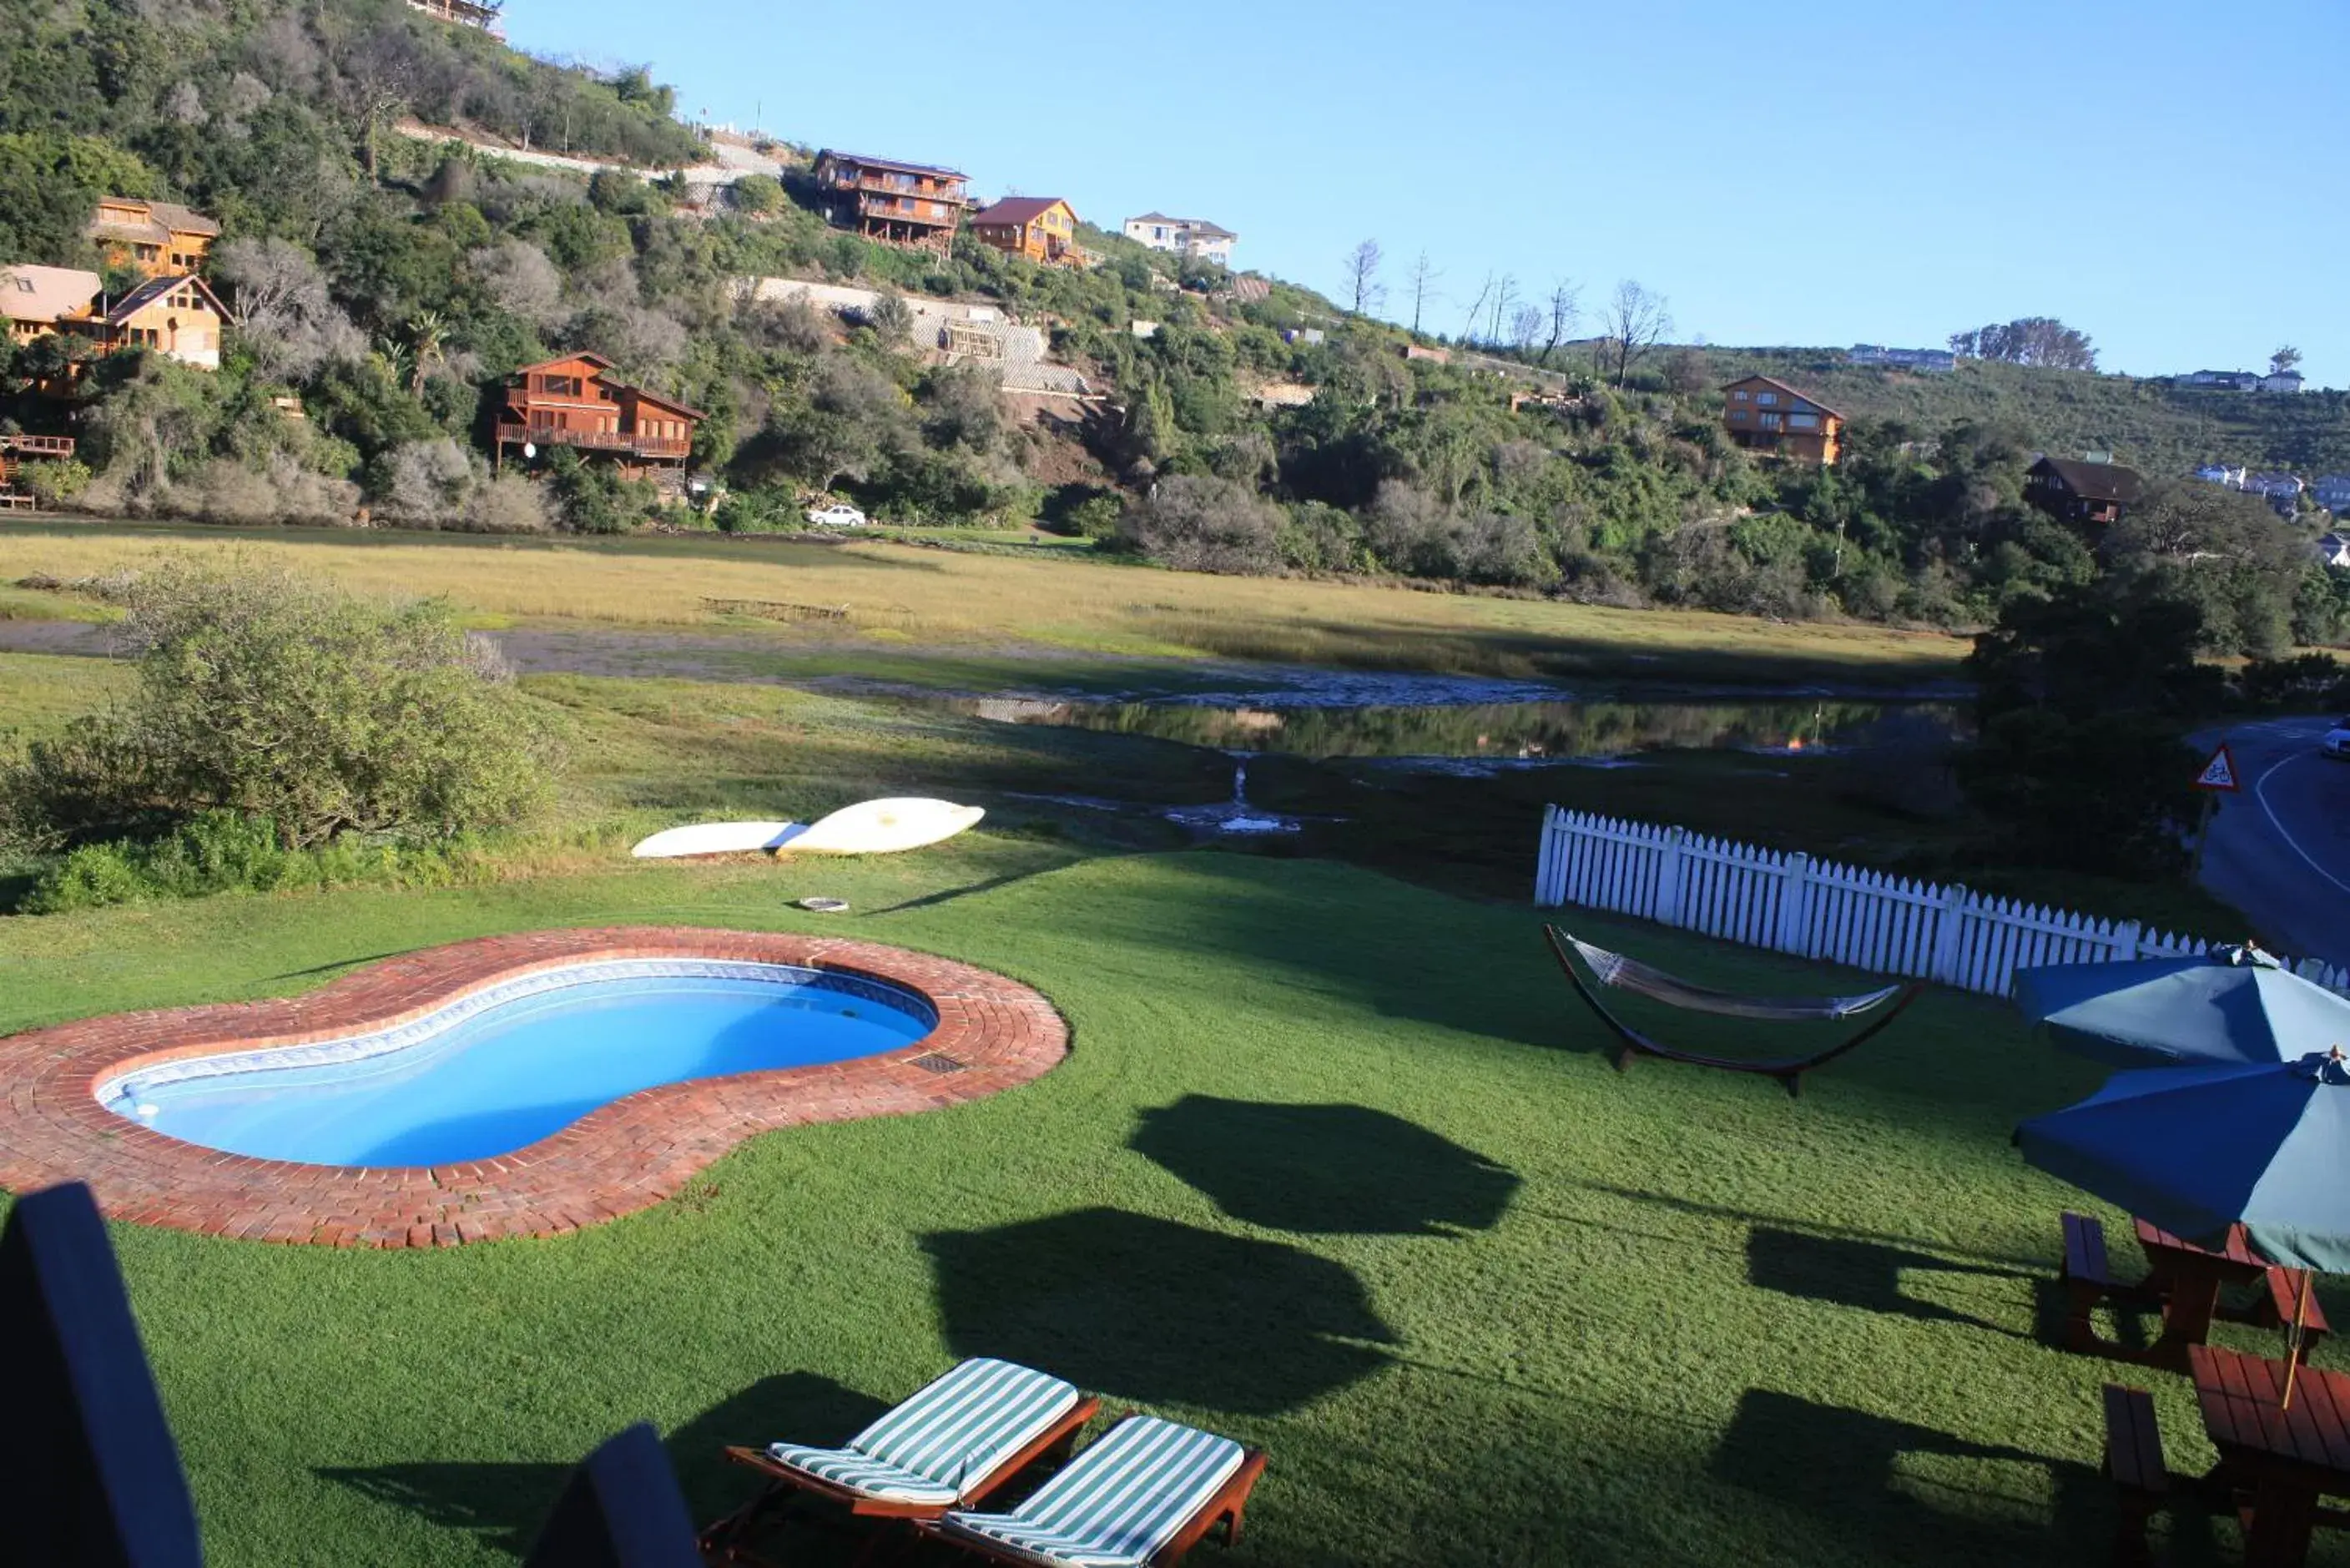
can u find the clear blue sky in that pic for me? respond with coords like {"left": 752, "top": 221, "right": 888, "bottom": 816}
{"left": 507, "top": 0, "right": 2349, "bottom": 386}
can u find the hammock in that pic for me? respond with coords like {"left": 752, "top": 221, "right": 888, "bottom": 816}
{"left": 1543, "top": 925, "right": 1921, "bottom": 1098}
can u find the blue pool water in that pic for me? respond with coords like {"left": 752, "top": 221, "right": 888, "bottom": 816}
{"left": 98, "top": 962, "right": 935, "bottom": 1167}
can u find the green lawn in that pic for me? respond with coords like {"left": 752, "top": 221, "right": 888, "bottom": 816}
{"left": 0, "top": 842, "right": 2330, "bottom": 1566}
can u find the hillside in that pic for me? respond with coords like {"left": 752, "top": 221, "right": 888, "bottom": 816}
{"left": 0, "top": 0, "right": 2341, "bottom": 659}
{"left": 1706, "top": 348, "right": 2350, "bottom": 476}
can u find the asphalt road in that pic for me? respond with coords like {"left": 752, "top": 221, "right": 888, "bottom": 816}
{"left": 2196, "top": 716, "right": 2350, "bottom": 969}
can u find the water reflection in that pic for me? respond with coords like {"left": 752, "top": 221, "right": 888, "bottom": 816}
{"left": 927, "top": 695, "right": 1964, "bottom": 766}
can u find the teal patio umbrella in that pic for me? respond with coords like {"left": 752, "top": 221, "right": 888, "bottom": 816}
{"left": 2012, "top": 949, "right": 2350, "bottom": 1069}
{"left": 2015, "top": 1049, "right": 2350, "bottom": 1273}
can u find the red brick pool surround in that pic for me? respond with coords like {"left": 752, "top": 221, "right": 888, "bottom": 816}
{"left": 0, "top": 927, "right": 1067, "bottom": 1248}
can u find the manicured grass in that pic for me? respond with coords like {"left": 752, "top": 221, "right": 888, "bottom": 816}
{"left": 0, "top": 843, "right": 2330, "bottom": 1566}
{"left": 0, "top": 521, "right": 1969, "bottom": 687}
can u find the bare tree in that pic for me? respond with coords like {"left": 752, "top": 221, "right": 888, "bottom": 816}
{"left": 1508, "top": 303, "right": 1544, "bottom": 352}
{"left": 1541, "top": 279, "right": 1581, "bottom": 365}
{"left": 1342, "top": 239, "right": 1385, "bottom": 317}
{"left": 1486, "top": 275, "right": 1518, "bottom": 347}
{"left": 1458, "top": 271, "right": 1495, "bottom": 343}
{"left": 335, "top": 28, "right": 422, "bottom": 178}
{"left": 1596, "top": 279, "right": 1673, "bottom": 386}
{"left": 1405, "top": 251, "right": 1441, "bottom": 335}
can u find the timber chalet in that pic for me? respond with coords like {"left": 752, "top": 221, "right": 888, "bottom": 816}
{"left": 812, "top": 151, "right": 970, "bottom": 251}
{"left": 493, "top": 355, "right": 703, "bottom": 482}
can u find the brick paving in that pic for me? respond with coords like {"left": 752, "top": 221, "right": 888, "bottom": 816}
{"left": 0, "top": 928, "right": 1067, "bottom": 1248}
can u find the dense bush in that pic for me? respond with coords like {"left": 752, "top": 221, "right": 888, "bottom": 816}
{"left": 0, "top": 561, "right": 561, "bottom": 852}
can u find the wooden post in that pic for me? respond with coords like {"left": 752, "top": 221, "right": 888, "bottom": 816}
{"left": 2191, "top": 792, "right": 2219, "bottom": 879}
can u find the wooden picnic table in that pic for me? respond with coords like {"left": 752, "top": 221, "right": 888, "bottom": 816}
{"left": 2136, "top": 1220, "right": 2276, "bottom": 1369}
{"left": 2191, "top": 1344, "right": 2350, "bottom": 1565}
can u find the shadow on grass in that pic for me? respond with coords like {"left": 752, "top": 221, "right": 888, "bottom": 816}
{"left": 1747, "top": 1225, "right": 2038, "bottom": 1338}
{"left": 319, "top": 1371, "right": 888, "bottom": 1557}
{"left": 922, "top": 1208, "right": 1393, "bottom": 1416}
{"left": 1711, "top": 1388, "right": 2120, "bottom": 1565}
{"left": 1130, "top": 1095, "right": 1520, "bottom": 1236}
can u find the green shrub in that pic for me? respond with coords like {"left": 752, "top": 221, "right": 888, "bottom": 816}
{"left": 0, "top": 559, "right": 562, "bottom": 853}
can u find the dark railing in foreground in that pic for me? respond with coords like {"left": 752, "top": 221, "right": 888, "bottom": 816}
{"left": 0, "top": 1182, "right": 703, "bottom": 1565}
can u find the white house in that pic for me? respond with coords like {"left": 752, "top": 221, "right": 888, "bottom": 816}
{"left": 2260, "top": 370, "right": 2307, "bottom": 394}
{"left": 1122, "top": 213, "right": 1238, "bottom": 266}
{"left": 2312, "top": 532, "right": 2350, "bottom": 569}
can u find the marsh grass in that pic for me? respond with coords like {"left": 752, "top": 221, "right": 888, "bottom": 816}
{"left": 0, "top": 522, "right": 1969, "bottom": 687}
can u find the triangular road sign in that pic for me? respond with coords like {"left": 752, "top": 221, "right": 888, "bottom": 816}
{"left": 2194, "top": 743, "right": 2242, "bottom": 792}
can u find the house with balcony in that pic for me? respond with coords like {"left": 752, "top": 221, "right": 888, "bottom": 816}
{"left": 492, "top": 354, "right": 701, "bottom": 481}
{"left": 1720, "top": 376, "right": 1845, "bottom": 465}
{"left": 812, "top": 151, "right": 969, "bottom": 251}
{"left": 2024, "top": 456, "right": 2144, "bottom": 526}
{"left": 406, "top": 0, "right": 504, "bottom": 33}
{"left": 969, "top": 197, "right": 1086, "bottom": 267}
{"left": 86, "top": 198, "right": 220, "bottom": 279}
{"left": 1122, "top": 214, "right": 1237, "bottom": 266}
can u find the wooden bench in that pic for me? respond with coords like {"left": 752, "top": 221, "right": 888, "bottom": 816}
{"left": 2101, "top": 1383, "right": 2170, "bottom": 1566}
{"left": 2261, "top": 1267, "right": 2332, "bottom": 1362}
{"left": 2065, "top": 1212, "right": 2120, "bottom": 1353}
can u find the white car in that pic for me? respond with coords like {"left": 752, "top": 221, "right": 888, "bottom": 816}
{"left": 804, "top": 503, "right": 869, "bottom": 528}
{"left": 2322, "top": 718, "right": 2350, "bottom": 760}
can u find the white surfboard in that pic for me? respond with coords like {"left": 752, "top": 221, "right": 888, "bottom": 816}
{"left": 630, "top": 821, "right": 807, "bottom": 859}
{"left": 782, "top": 798, "right": 984, "bottom": 855}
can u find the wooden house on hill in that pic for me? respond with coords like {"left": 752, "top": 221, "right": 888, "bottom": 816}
{"left": 1720, "top": 375, "right": 1845, "bottom": 465}
{"left": 812, "top": 151, "right": 970, "bottom": 250}
{"left": 86, "top": 198, "right": 220, "bottom": 279}
{"left": 92, "top": 275, "right": 232, "bottom": 370}
{"left": 969, "top": 197, "right": 1085, "bottom": 267}
{"left": 494, "top": 355, "right": 702, "bottom": 480}
{"left": 2024, "top": 456, "right": 2144, "bottom": 526}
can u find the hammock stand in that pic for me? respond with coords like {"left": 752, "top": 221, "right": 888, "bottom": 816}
{"left": 1542, "top": 925, "right": 1923, "bottom": 1098}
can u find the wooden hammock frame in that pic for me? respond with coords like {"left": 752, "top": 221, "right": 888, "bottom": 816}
{"left": 1542, "top": 925, "right": 1924, "bottom": 1098}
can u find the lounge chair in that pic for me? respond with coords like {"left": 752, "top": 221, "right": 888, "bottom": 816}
{"left": 923, "top": 1414, "right": 1267, "bottom": 1567}
{"left": 699, "top": 1358, "right": 1099, "bottom": 1564}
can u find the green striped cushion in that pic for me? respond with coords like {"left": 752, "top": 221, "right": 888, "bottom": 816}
{"left": 935, "top": 1416, "right": 1246, "bottom": 1568}
{"left": 765, "top": 1359, "right": 1081, "bottom": 1507}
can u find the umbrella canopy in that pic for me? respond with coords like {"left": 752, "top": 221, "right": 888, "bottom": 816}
{"left": 2015, "top": 1049, "right": 2350, "bottom": 1271}
{"left": 2013, "top": 950, "right": 2350, "bottom": 1069}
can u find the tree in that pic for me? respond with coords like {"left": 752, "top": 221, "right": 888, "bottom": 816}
{"left": 1541, "top": 280, "right": 1581, "bottom": 365}
{"left": 1341, "top": 238, "right": 1384, "bottom": 317}
{"left": 1948, "top": 317, "right": 2098, "bottom": 371}
{"left": 405, "top": 309, "right": 448, "bottom": 396}
{"left": 1596, "top": 279, "right": 1672, "bottom": 386}
{"left": 1404, "top": 251, "right": 1440, "bottom": 335}
{"left": 1112, "top": 475, "right": 1284, "bottom": 573}
{"left": 1, "top": 561, "right": 558, "bottom": 851}
{"left": 2272, "top": 345, "right": 2303, "bottom": 377}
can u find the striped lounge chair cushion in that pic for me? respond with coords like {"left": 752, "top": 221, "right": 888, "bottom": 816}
{"left": 935, "top": 1416, "right": 1246, "bottom": 1567}
{"left": 766, "top": 1358, "right": 1081, "bottom": 1507}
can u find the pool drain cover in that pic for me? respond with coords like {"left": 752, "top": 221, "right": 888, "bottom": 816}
{"left": 908, "top": 1052, "right": 969, "bottom": 1075}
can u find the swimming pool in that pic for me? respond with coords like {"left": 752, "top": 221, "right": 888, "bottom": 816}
{"left": 98, "top": 960, "right": 937, "bottom": 1167}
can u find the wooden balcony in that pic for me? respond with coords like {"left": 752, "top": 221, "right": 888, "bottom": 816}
{"left": 0, "top": 434, "right": 77, "bottom": 457}
{"left": 502, "top": 424, "right": 690, "bottom": 460}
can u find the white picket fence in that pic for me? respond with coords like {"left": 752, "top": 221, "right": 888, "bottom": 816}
{"left": 1533, "top": 804, "right": 2350, "bottom": 1000}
